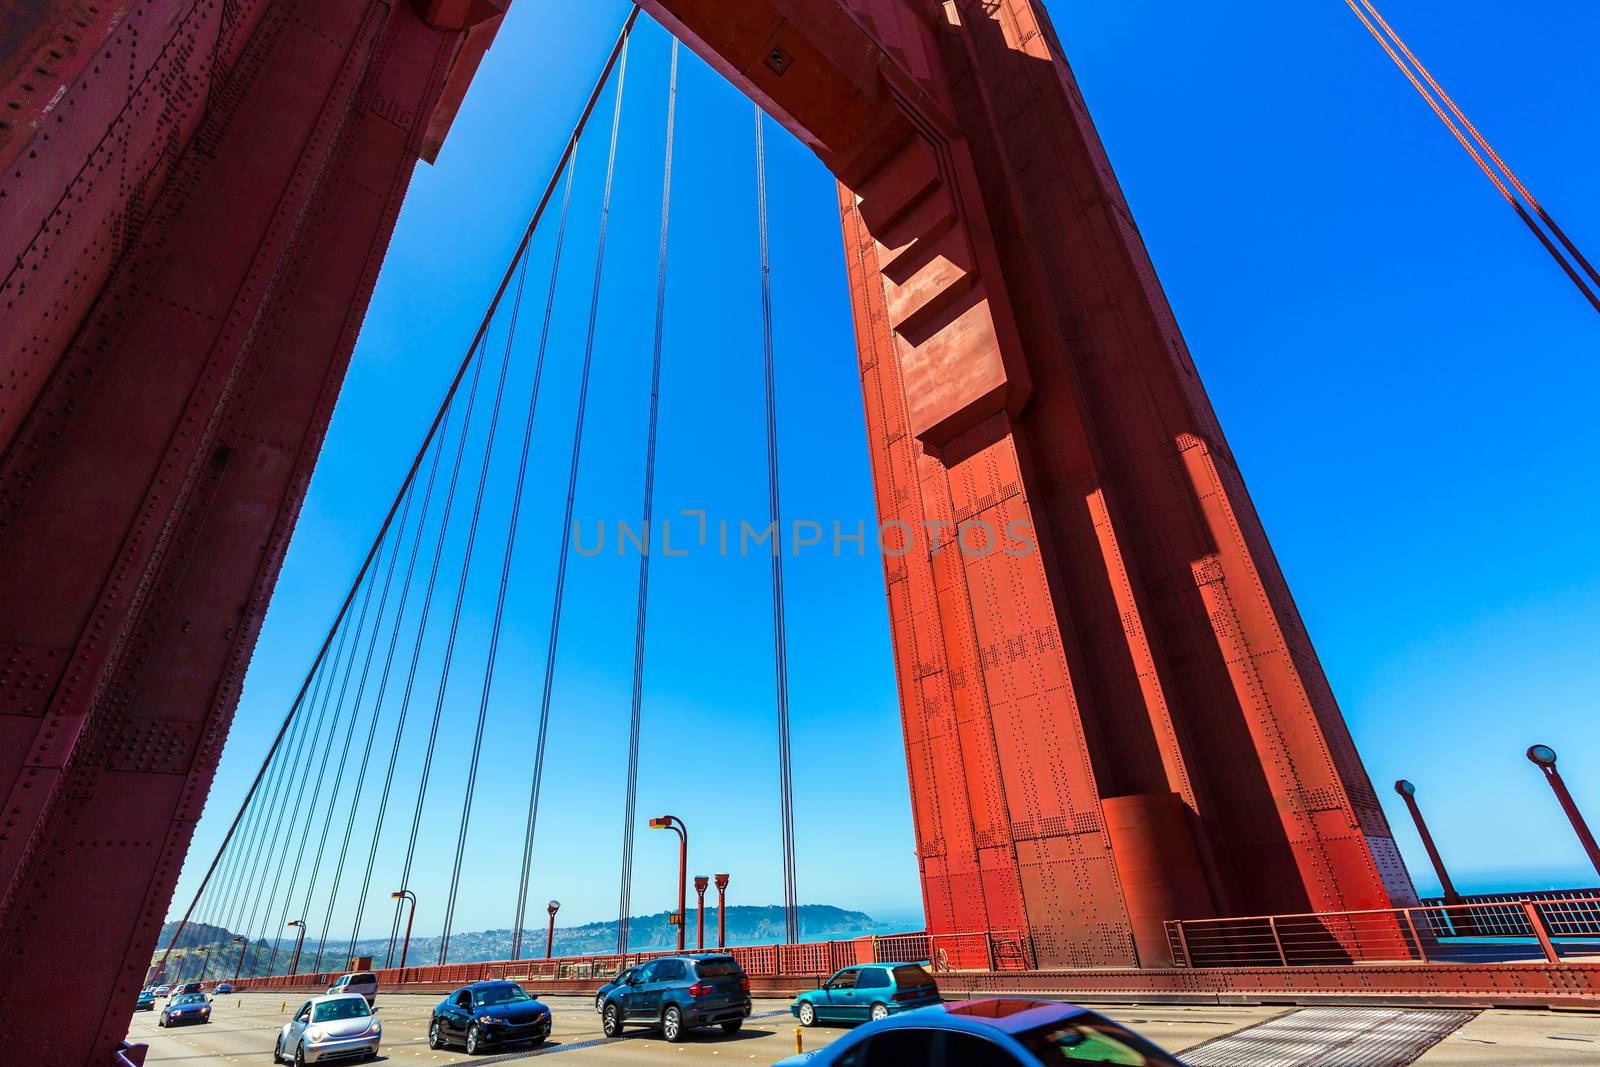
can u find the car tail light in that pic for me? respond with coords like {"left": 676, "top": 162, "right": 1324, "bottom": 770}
{"left": 892, "top": 990, "right": 924, "bottom": 1001}
{"left": 688, "top": 982, "right": 712, "bottom": 998}
{"left": 739, "top": 978, "right": 750, "bottom": 992}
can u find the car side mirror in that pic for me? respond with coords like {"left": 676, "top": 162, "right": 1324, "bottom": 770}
{"left": 371, "top": 1007, "right": 381, "bottom": 1014}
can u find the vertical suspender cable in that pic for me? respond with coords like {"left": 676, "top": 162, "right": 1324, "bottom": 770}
{"left": 378, "top": 337, "right": 490, "bottom": 967}
{"left": 308, "top": 475, "right": 417, "bottom": 971}
{"left": 152, "top": 16, "right": 640, "bottom": 977}
{"left": 389, "top": 197, "right": 530, "bottom": 966}
{"left": 1343, "top": 0, "right": 1600, "bottom": 313}
{"left": 437, "top": 233, "right": 539, "bottom": 964}
{"left": 754, "top": 106, "right": 799, "bottom": 945}
{"left": 617, "top": 36, "right": 678, "bottom": 957}
{"left": 513, "top": 28, "right": 631, "bottom": 961}
{"left": 345, "top": 416, "right": 455, "bottom": 963}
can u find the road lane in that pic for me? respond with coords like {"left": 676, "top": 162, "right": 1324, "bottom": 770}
{"left": 127, "top": 992, "right": 843, "bottom": 1065}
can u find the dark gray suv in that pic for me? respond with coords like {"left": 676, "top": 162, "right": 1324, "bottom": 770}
{"left": 600, "top": 954, "right": 751, "bottom": 1041}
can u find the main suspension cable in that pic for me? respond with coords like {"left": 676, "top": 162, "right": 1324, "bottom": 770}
{"left": 755, "top": 105, "right": 800, "bottom": 944}
{"left": 617, "top": 36, "right": 679, "bottom": 957}
{"left": 513, "top": 26, "right": 631, "bottom": 961}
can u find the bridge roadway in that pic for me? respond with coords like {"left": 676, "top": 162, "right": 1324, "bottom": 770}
{"left": 123, "top": 992, "right": 1600, "bottom": 1064}
{"left": 127, "top": 992, "right": 1289, "bottom": 1064}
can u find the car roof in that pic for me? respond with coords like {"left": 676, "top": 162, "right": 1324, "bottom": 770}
{"left": 307, "top": 992, "right": 370, "bottom": 1003}
{"left": 882, "top": 999, "right": 1086, "bottom": 1036}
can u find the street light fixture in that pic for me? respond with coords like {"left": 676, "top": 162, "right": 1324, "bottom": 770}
{"left": 390, "top": 890, "right": 418, "bottom": 969}
{"left": 1527, "top": 745, "right": 1600, "bottom": 878}
{"left": 286, "top": 921, "right": 308, "bottom": 977}
{"left": 546, "top": 900, "right": 561, "bottom": 960}
{"left": 1393, "top": 780, "right": 1459, "bottom": 902}
{"left": 650, "top": 815, "right": 688, "bottom": 951}
{"left": 694, "top": 877, "right": 710, "bottom": 951}
{"left": 231, "top": 936, "right": 249, "bottom": 984}
{"left": 714, "top": 873, "right": 730, "bottom": 949}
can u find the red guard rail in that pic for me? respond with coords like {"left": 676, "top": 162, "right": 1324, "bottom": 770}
{"left": 1166, "top": 896, "right": 1600, "bottom": 968}
{"left": 226, "top": 930, "right": 1033, "bottom": 991}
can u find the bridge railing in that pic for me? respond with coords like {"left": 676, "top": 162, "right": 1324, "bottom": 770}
{"left": 226, "top": 929, "right": 1038, "bottom": 990}
{"left": 1416, "top": 887, "right": 1600, "bottom": 938}
{"left": 1165, "top": 896, "right": 1600, "bottom": 968}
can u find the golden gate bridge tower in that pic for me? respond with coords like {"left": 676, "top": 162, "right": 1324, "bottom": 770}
{"left": 1, "top": 2, "right": 1593, "bottom": 1064}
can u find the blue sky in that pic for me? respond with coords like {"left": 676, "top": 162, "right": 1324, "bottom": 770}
{"left": 172, "top": 0, "right": 1600, "bottom": 946}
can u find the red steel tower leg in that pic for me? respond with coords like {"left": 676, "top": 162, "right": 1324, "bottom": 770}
{"left": 646, "top": 0, "right": 1417, "bottom": 967}
{"left": 0, "top": 1, "right": 506, "bottom": 1061}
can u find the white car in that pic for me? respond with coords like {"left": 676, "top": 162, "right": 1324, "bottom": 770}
{"left": 273, "top": 993, "right": 381, "bottom": 1065}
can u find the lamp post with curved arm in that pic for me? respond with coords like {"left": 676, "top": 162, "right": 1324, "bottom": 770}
{"left": 389, "top": 890, "right": 418, "bottom": 969}
{"left": 1528, "top": 746, "right": 1600, "bottom": 879}
{"left": 231, "top": 936, "right": 249, "bottom": 984}
{"left": 1394, "top": 780, "right": 1458, "bottom": 902}
{"left": 546, "top": 900, "right": 561, "bottom": 960}
{"left": 286, "top": 921, "right": 307, "bottom": 977}
{"left": 650, "top": 816, "right": 688, "bottom": 951}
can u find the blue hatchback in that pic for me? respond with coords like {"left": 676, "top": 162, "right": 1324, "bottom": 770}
{"left": 773, "top": 999, "right": 1185, "bottom": 1066}
{"left": 792, "top": 963, "right": 940, "bottom": 1026}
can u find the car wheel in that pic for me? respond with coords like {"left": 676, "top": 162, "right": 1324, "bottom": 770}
{"left": 428, "top": 1019, "right": 444, "bottom": 1050}
{"left": 798, "top": 1001, "right": 816, "bottom": 1027}
{"left": 272, "top": 1037, "right": 283, "bottom": 1064}
{"left": 466, "top": 1023, "right": 483, "bottom": 1055}
{"left": 721, "top": 1019, "right": 743, "bottom": 1035}
{"left": 602, "top": 1003, "right": 623, "bottom": 1038}
{"left": 596, "top": 993, "right": 606, "bottom": 1014}
{"left": 293, "top": 1045, "right": 306, "bottom": 1067}
{"left": 870, "top": 1002, "right": 889, "bottom": 1022}
{"left": 662, "top": 1004, "right": 684, "bottom": 1042}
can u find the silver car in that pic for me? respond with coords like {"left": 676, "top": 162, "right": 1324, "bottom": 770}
{"left": 273, "top": 993, "right": 381, "bottom": 1065}
{"left": 326, "top": 970, "right": 378, "bottom": 1005}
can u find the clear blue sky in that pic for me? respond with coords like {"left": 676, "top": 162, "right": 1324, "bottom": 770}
{"left": 173, "top": 0, "right": 1600, "bottom": 945}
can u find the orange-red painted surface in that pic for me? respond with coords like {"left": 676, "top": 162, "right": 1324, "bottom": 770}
{"left": 0, "top": 1, "right": 1442, "bottom": 1061}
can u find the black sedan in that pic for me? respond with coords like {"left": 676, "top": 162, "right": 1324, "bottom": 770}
{"left": 428, "top": 981, "right": 551, "bottom": 1055}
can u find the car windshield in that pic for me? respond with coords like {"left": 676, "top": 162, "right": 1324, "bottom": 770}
{"left": 474, "top": 984, "right": 533, "bottom": 1006}
{"left": 1016, "top": 1017, "right": 1177, "bottom": 1065}
{"left": 171, "top": 994, "right": 207, "bottom": 1006}
{"left": 313, "top": 998, "right": 372, "bottom": 1022}
{"left": 694, "top": 958, "right": 743, "bottom": 980}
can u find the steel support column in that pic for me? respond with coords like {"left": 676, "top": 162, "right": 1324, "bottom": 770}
{"left": 0, "top": 1, "right": 504, "bottom": 1061}
{"left": 644, "top": 0, "right": 1418, "bottom": 967}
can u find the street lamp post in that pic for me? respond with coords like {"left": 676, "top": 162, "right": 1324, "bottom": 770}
{"left": 694, "top": 877, "right": 709, "bottom": 951}
{"left": 286, "top": 921, "right": 307, "bottom": 977}
{"left": 1393, "top": 780, "right": 1459, "bottom": 902}
{"left": 714, "top": 873, "right": 729, "bottom": 948}
{"left": 231, "top": 937, "right": 249, "bottom": 984}
{"left": 1528, "top": 745, "right": 1600, "bottom": 879}
{"left": 546, "top": 901, "right": 561, "bottom": 960}
{"left": 650, "top": 815, "right": 688, "bottom": 951}
{"left": 390, "top": 890, "right": 418, "bottom": 969}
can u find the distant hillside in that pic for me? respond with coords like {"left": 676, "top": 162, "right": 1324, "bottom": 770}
{"left": 155, "top": 904, "right": 910, "bottom": 977}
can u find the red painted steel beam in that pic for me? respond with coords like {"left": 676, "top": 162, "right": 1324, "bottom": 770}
{"left": 0, "top": 1, "right": 508, "bottom": 1062}
{"left": 643, "top": 0, "right": 1419, "bottom": 968}
{"left": 0, "top": 0, "right": 1432, "bottom": 1055}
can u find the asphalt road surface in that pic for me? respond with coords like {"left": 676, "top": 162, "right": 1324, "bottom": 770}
{"left": 124, "top": 991, "right": 1600, "bottom": 1065}
{"left": 125, "top": 992, "right": 1279, "bottom": 1065}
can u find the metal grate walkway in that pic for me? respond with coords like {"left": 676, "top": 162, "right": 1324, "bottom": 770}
{"left": 1182, "top": 1007, "right": 1476, "bottom": 1067}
